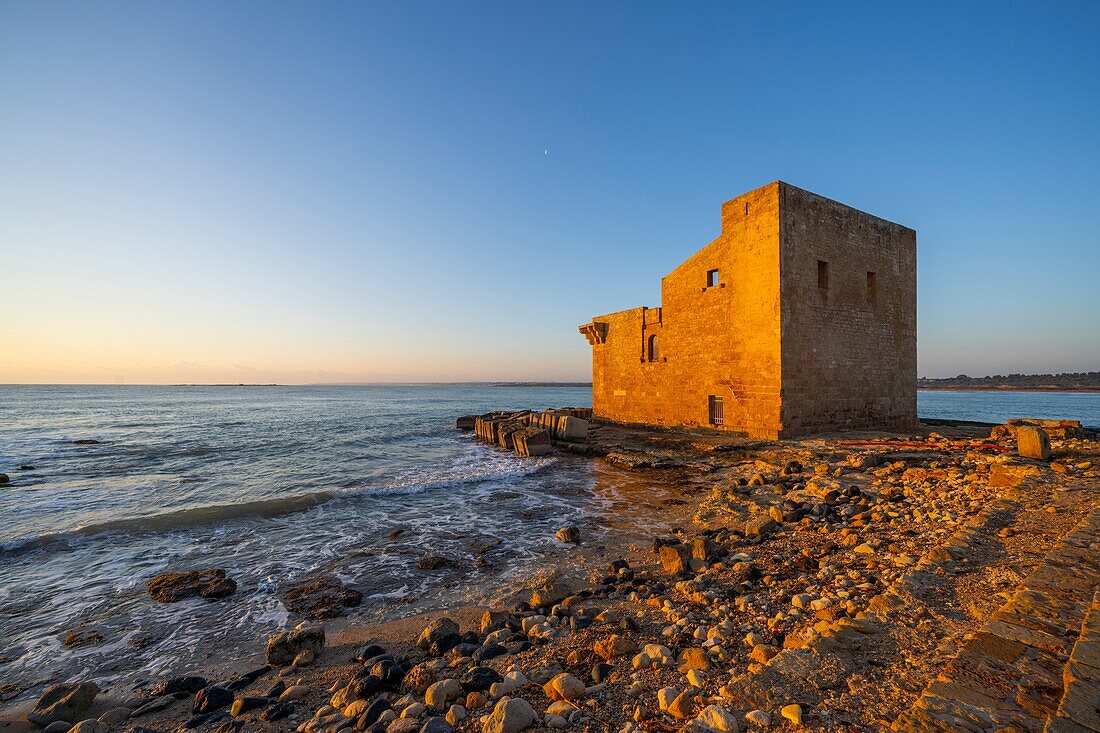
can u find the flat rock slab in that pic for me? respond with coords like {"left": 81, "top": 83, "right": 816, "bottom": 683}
{"left": 29, "top": 682, "right": 100, "bottom": 726}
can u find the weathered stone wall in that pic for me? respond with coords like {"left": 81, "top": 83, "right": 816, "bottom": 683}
{"left": 656, "top": 183, "right": 782, "bottom": 436}
{"left": 588, "top": 307, "right": 661, "bottom": 426}
{"left": 587, "top": 184, "right": 783, "bottom": 437}
{"left": 778, "top": 183, "right": 917, "bottom": 435}
{"left": 583, "top": 181, "right": 916, "bottom": 439}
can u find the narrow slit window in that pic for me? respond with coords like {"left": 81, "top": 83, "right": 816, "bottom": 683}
{"left": 707, "top": 269, "right": 720, "bottom": 288}
{"left": 817, "top": 260, "right": 829, "bottom": 290}
{"left": 708, "top": 395, "right": 724, "bottom": 425}
{"left": 866, "top": 271, "right": 877, "bottom": 302}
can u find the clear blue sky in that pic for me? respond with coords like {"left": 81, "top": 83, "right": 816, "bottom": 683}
{"left": 2, "top": 2, "right": 1097, "bottom": 383}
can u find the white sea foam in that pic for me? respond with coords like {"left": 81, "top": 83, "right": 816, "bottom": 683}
{"left": 0, "top": 384, "right": 602, "bottom": 699}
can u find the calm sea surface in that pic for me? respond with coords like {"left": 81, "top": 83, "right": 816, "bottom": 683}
{"left": 0, "top": 385, "right": 1097, "bottom": 695}
{"left": 917, "top": 389, "right": 1100, "bottom": 427}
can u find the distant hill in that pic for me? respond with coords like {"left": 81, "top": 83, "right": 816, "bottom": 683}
{"left": 918, "top": 372, "right": 1100, "bottom": 392}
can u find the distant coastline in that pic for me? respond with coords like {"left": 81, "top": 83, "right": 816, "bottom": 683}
{"left": 170, "top": 383, "right": 282, "bottom": 387}
{"left": 920, "top": 386, "right": 1100, "bottom": 393}
{"left": 918, "top": 372, "right": 1100, "bottom": 392}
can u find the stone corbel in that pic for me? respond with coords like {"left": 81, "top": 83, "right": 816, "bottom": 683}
{"left": 578, "top": 322, "right": 608, "bottom": 346}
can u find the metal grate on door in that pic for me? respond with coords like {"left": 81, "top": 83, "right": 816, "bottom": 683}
{"left": 708, "top": 395, "right": 724, "bottom": 425}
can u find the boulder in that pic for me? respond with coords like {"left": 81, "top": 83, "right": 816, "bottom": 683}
{"left": 424, "top": 679, "right": 463, "bottom": 712}
{"left": 690, "top": 537, "right": 719, "bottom": 562}
{"left": 543, "top": 673, "right": 584, "bottom": 702}
{"left": 667, "top": 690, "right": 698, "bottom": 719}
{"left": 96, "top": 708, "right": 130, "bottom": 726}
{"left": 591, "top": 662, "right": 613, "bottom": 684}
{"left": 259, "top": 703, "right": 294, "bottom": 722}
{"left": 417, "top": 556, "right": 462, "bottom": 571}
{"left": 387, "top": 719, "right": 421, "bottom": 733}
{"left": 280, "top": 576, "right": 361, "bottom": 619}
{"left": 694, "top": 705, "right": 741, "bottom": 732}
{"left": 528, "top": 572, "right": 573, "bottom": 609}
{"left": 150, "top": 676, "right": 208, "bottom": 696}
{"left": 780, "top": 704, "right": 803, "bottom": 725}
{"left": 593, "top": 634, "right": 636, "bottom": 661}
{"left": 554, "top": 526, "right": 580, "bottom": 544}
{"left": 403, "top": 662, "right": 439, "bottom": 695}
{"left": 68, "top": 721, "right": 108, "bottom": 733}
{"left": 356, "top": 698, "right": 391, "bottom": 729}
{"left": 677, "top": 647, "right": 711, "bottom": 672}
{"left": 743, "top": 516, "right": 777, "bottom": 538}
{"left": 745, "top": 710, "right": 770, "bottom": 726}
{"left": 333, "top": 676, "right": 381, "bottom": 707}
{"left": 369, "top": 659, "right": 405, "bottom": 688}
{"left": 481, "top": 697, "right": 536, "bottom": 733}
{"left": 417, "top": 617, "right": 459, "bottom": 653}
{"left": 459, "top": 667, "right": 500, "bottom": 692}
{"left": 192, "top": 686, "right": 234, "bottom": 714}
{"left": 147, "top": 569, "right": 236, "bottom": 602}
{"left": 264, "top": 625, "right": 325, "bottom": 666}
{"left": 1017, "top": 425, "right": 1051, "bottom": 461}
{"left": 29, "top": 684, "right": 101, "bottom": 727}
{"left": 420, "top": 718, "right": 453, "bottom": 733}
{"left": 480, "top": 610, "right": 509, "bottom": 635}
{"left": 279, "top": 685, "right": 310, "bottom": 702}
{"left": 229, "top": 697, "right": 268, "bottom": 716}
{"left": 659, "top": 543, "right": 692, "bottom": 574}
{"left": 263, "top": 681, "right": 285, "bottom": 699}
{"left": 131, "top": 697, "right": 175, "bottom": 717}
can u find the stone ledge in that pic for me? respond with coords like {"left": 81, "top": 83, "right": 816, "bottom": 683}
{"left": 893, "top": 508, "right": 1100, "bottom": 732}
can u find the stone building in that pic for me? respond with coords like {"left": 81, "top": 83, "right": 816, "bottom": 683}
{"left": 579, "top": 181, "right": 916, "bottom": 439}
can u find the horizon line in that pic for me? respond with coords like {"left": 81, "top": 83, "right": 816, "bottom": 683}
{"left": 0, "top": 381, "right": 596, "bottom": 387}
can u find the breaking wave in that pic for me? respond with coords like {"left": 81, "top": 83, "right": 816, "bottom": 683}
{"left": 0, "top": 453, "right": 554, "bottom": 557}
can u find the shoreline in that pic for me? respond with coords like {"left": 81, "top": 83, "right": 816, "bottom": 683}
{"left": 0, "top": 434, "right": 702, "bottom": 710}
{"left": 3, "top": 418, "right": 1099, "bottom": 732}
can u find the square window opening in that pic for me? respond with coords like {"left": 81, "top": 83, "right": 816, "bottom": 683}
{"left": 707, "top": 269, "right": 720, "bottom": 288}
{"left": 817, "top": 260, "right": 829, "bottom": 290}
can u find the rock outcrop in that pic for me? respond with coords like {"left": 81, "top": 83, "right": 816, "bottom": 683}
{"left": 28, "top": 682, "right": 100, "bottom": 726}
{"left": 147, "top": 569, "right": 236, "bottom": 602}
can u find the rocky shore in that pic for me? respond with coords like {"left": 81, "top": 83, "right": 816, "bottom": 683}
{"left": 3, "top": 416, "right": 1098, "bottom": 733}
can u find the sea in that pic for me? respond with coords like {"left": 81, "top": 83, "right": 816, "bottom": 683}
{"left": 0, "top": 385, "right": 1097, "bottom": 697}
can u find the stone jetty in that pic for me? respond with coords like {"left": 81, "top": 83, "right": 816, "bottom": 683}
{"left": 457, "top": 409, "right": 592, "bottom": 457}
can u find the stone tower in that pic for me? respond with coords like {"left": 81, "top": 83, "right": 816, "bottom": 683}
{"left": 579, "top": 181, "right": 917, "bottom": 439}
